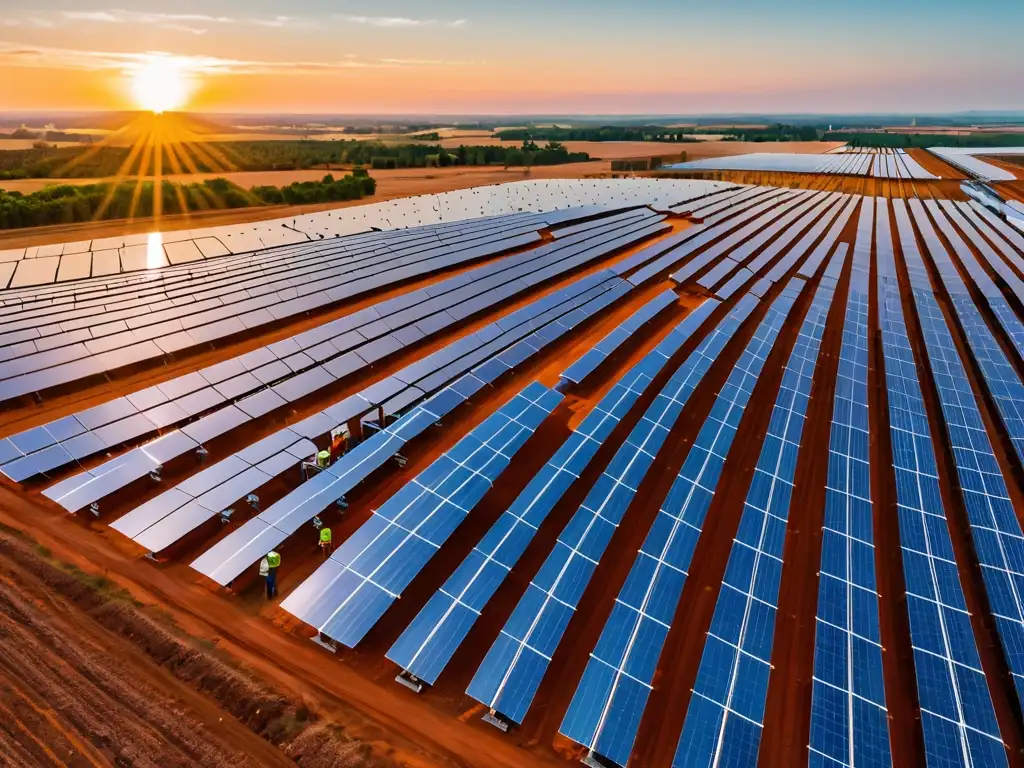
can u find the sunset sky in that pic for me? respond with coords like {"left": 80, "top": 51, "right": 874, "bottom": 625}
{"left": 2, "top": 0, "right": 1022, "bottom": 115}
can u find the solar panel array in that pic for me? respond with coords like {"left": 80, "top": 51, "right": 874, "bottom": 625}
{"left": 4, "top": 210, "right": 669, "bottom": 482}
{"left": 807, "top": 198, "right": 893, "bottom": 768}
{"left": 882, "top": 200, "right": 1009, "bottom": 767}
{"left": 928, "top": 147, "right": 1024, "bottom": 182}
{"left": 910, "top": 200, "right": 1024, "bottom": 469}
{"left": 560, "top": 277, "right": 806, "bottom": 767}
{"left": 10, "top": 173, "right": 1024, "bottom": 768}
{"left": 669, "top": 249, "right": 847, "bottom": 768}
{"left": 279, "top": 382, "right": 562, "bottom": 647}
{"left": 0, "top": 178, "right": 738, "bottom": 287}
{"left": 466, "top": 293, "right": 760, "bottom": 725}
{"left": 387, "top": 299, "right": 718, "bottom": 685}
{"left": 663, "top": 151, "right": 939, "bottom": 179}
{"left": 559, "top": 289, "right": 678, "bottom": 385}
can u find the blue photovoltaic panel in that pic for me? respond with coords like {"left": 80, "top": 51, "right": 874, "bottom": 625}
{"left": 279, "top": 383, "right": 561, "bottom": 647}
{"left": 466, "top": 293, "right": 761, "bottom": 726}
{"left": 560, "top": 289, "right": 678, "bottom": 385}
{"left": 669, "top": 249, "right": 846, "bottom": 768}
{"left": 807, "top": 198, "right": 893, "bottom": 768}
{"left": 887, "top": 199, "right": 1011, "bottom": 765}
{"left": 559, "top": 277, "right": 807, "bottom": 768}
{"left": 387, "top": 300, "right": 716, "bottom": 685}
{"left": 910, "top": 199, "right": 1024, "bottom": 468}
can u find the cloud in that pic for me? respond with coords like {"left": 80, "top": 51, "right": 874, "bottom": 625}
{"left": 61, "top": 11, "right": 121, "bottom": 23}
{"left": 335, "top": 15, "right": 468, "bottom": 28}
{"left": 9, "top": 10, "right": 470, "bottom": 34}
{"left": 0, "top": 43, "right": 475, "bottom": 76}
{"left": 158, "top": 24, "right": 209, "bottom": 36}
{"left": 61, "top": 10, "right": 233, "bottom": 24}
{"left": 3, "top": 17, "right": 57, "bottom": 28}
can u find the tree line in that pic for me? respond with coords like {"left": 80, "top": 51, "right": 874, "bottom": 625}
{"left": 495, "top": 126, "right": 700, "bottom": 143}
{"left": 823, "top": 131, "right": 1024, "bottom": 148}
{"left": 0, "top": 172, "right": 376, "bottom": 230}
{"left": 0, "top": 139, "right": 589, "bottom": 181}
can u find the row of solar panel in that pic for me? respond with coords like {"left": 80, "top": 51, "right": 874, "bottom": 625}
{"left": 109, "top": 266, "right": 634, "bottom": 553}
{"left": 664, "top": 153, "right": 876, "bottom": 177}
{"left": 0, "top": 180, "right": 741, "bottom": 291}
{"left": 808, "top": 198, "right": 892, "bottom": 768}
{"left": 670, "top": 191, "right": 811, "bottom": 286}
{"left": 563, "top": 277, "right": 806, "bottom": 767}
{"left": 467, "top": 291, "right": 763, "bottom": 726}
{"left": 0, "top": 210, "right": 545, "bottom": 312}
{"left": 0, "top": 214, "right": 549, "bottom": 367}
{"left": 694, "top": 191, "right": 835, "bottom": 293}
{"left": 880, "top": 200, "right": 1008, "bottom": 767}
{"left": 388, "top": 298, "right": 720, "bottom": 686}
{"left": 702, "top": 192, "right": 848, "bottom": 300}
{"left": 559, "top": 289, "right": 678, "bottom": 384}
{"left": 666, "top": 251, "right": 847, "bottom": 768}
{"left": 186, "top": 232, "right": 700, "bottom": 586}
{"left": 94, "top": 193, "right": 752, "bottom": 559}
{"left": 4, "top": 209, "right": 669, "bottom": 481}
{"left": 0, "top": 205, "right": 677, "bottom": 409}
{"left": 0, "top": 220, "right": 551, "bottom": 402}
{"left": 280, "top": 382, "right": 564, "bottom": 647}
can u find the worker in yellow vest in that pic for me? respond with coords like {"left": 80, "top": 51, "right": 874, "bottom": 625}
{"left": 316, "top": 449, "right": 331, "bottom": 469}
{"left": 262, "top": 550, "right": 281, "bottom": 598}
{"left": 319, "top": 527, "right": 332, "bottom": 559}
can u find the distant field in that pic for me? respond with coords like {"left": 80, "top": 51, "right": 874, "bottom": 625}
{"left": 432, "top": 139, "right": 842, "bottom": 160}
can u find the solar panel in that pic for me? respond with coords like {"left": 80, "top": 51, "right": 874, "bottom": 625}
{"left": 387, "top": 302, "right": 714, "bottom": 686}
{"left": 280, "top": 383, "right": 562, "bottom": 647}
{"left": 559, "top": 277, "right": 809, "bottom": 767}
{"left": 668, "top": 250, "right": 846, "bottom": 768}
{"left": 888, "top": 200, "right": 1016, "bottom": 762}
{"left": 807, "top": 198, "right": 892, "bottom": 768}
{"left": 910, "top": 199, "right": 1024, "bottom": 469}
{"left": 560, "top": 290, "right": 678, "bottom": 384}
{"left": 467, "top": 293, "right": 761, "bottom": 726}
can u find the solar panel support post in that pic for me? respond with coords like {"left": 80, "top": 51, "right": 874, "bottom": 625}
{"left": 580, "top": 751, "right": 607, "bottom": 768}
{"left": 482, "top": 709, "right": 509, "bottom": 732}
{"left": 311, "top": 632, "right": 337, "bottom": 653}
{"left": 394, "top": 670, "right": 424, "bottom": 693}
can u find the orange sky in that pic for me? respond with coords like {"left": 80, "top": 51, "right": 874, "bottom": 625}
{"left": 1, "top": 1, "right": 1022, "bottom": 115}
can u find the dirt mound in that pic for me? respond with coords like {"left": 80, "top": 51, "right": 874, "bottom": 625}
{"left": 0, "top": 530, "right": 392, "bottom": 768}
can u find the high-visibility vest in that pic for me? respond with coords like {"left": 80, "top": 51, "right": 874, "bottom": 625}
{"left": 266, "top": 551, "right": 281, "bottom": 568}
{"left": 320, "top": 527, "right": 332, "bottom": 544}
{"left": 316, "top": 450, "right": 331, "bottom": 468}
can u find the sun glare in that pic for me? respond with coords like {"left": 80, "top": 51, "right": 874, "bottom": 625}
{"left": 131, "top": 57, "right": 190, "bottom": 114}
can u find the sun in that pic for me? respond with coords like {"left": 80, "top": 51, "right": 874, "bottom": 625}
{"left": 131, "top": 57, "right": 190, "bottom": 114}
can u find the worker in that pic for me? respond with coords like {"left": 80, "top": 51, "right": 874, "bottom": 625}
{"left": 330, "top": 429, "right": 348, "bottom": 461}
{"left": 319, "top": 526, "right": 333, "bottom": 558}
{"left": 259, "top": 555, "right": 271, "bottom": 598}
{"left": 316, "top": 449, "right": 331, "bottom": 469}
{"left": 265, "top": 550, "right": 281, "bottom": 598}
